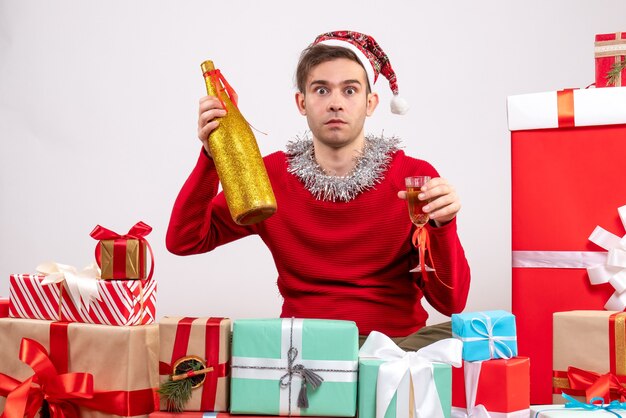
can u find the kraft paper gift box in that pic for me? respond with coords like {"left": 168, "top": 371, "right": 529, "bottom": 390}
{"left": 9, "top": 271, "right": 156, "bottom": 325}
{"left": 90, "top": 221, "right": 154, "bottom": 280}
{"left": 0, "top": 298, "right": 7, "bottom": 317}
{"left": 451, "top": 310, "right": 517, "bottom": 361}
{"left": 358, "top": 332, "right": 461, "bottom": 418}
{"left": 595, "top": 32, "right": 626, "bottom": 87}
{"left": 553, "top": 311, "right": 626, "bottom": 404}
{"left": 451, "top": 358, "right": 530, "bottom": 418}
{"left": 230, "top": 318, "right": 358, "bottom": 416}
{"left": 507, "top": 86, "right": 626, "bottom": 403}
{"left": 159, "top": 317, "right": 231, "bottom": 412}
{"left": 0, "top": 317, "right": 160, "bottom": 418}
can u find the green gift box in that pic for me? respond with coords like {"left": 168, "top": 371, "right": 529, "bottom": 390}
{"left": 230, "top": 318, "right": 358, "bottom": 416}
{"left": 358, "top": 332, "right": 462, "bottom": 418}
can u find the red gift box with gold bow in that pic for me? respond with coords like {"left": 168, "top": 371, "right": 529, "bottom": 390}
{"left": 0, "top": 317, "right": 160, "bottom": 418}
{"left": 507, "top": 87, "right": 626, "bottom": 404}
{"left": 158, "top": 317, "right": 231, "bottom": 412}
{"left": 595, "top": 32, "right": 626, "bottom": 88}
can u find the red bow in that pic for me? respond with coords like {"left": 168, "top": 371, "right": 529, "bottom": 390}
{"left": 411, "top": 226, "right": 453, "bottom": 289}
{"left": 0, "top": 338, "right": 159, "bottom": 418}
{"left": 90, "top": 221, "right": 155, "bottom": 280}
{"left": 0, "top": 338, "right": 94, "bottom": 418}
{"left": 203, "top": 69, "right": 239, "bottom": 111}
{"left": 568, "top": 366, "right": 626, "bottom": 403}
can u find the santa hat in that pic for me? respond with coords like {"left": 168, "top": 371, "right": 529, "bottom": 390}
{"left": 313, "top": 30, "right": 409, "bottom": 115}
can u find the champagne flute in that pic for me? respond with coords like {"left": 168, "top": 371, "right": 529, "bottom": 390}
{"left": 405, "top": 176, "right": 435, "bottom": 273}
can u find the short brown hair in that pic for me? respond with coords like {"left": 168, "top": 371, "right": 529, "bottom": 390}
{"left": 295, "top": 44, "right": 371, "bottom": 94}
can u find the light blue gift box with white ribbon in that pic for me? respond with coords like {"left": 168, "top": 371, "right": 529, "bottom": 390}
{"left": 230, "top": 318, "right": 358, "bottom": 416}
{"left": 451, "top": 310, "right": 517, "bottom": 362}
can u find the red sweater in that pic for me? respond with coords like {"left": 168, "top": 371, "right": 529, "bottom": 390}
{"left": 166, "top": 149, "right": 470, "bottom": 337}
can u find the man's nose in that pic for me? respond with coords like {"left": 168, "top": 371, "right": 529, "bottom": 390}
{"left": 328, "top": 93, "right": 344, "bottom": 112}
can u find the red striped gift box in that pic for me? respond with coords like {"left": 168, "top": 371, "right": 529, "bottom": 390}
{"left": 8, "top": 273, "right": 156, "bottom": 326}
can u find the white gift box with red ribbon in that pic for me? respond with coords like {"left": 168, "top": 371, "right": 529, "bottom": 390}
{"left": 507, "top": 86, "right": 626, "bottom": 131}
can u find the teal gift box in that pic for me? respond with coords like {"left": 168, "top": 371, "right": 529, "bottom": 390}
{"left": 451, "top": 310, "right": 517, "bottom": 361}
{"left": 358, "top": 359, "right": 452, "bottom": 418}
{"left": 230, "top": 318, "right": 358, "bottom": 416}
{"left": 358, "top": 332, "right": 462, "bottom": 418}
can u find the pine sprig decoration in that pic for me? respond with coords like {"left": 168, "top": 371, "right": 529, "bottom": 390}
{"left": 158, "top": 356, "right": 207, "bottom": 412}
{"left": 606, "top": 59, "right": 626, "bottom": 86}
{"left": 158, "top": 377, "right": 194, "bottom": 412}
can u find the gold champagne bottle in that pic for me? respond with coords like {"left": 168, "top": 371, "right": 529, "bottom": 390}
{"left": 201, "top": 60, "right": 276, "bottom": 225}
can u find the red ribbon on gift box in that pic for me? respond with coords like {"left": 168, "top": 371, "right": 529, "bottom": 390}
{"left": 553, "top": 312, "right": 626, "bottom": 402}
{"left": 159, "top": 317, "right": 229, "bottom": 411}
{"left": 557, "top": 89, "right": 575, "bottom": 128}
{"left": 0, "top": 322, "right": 159, "bottom": 418}
{"left": 90, "top": 221, "right": 155, "bottom": 280}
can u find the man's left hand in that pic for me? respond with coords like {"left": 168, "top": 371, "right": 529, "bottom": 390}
{"left": 397, "top": 177, "right": 461, "bottom": 227}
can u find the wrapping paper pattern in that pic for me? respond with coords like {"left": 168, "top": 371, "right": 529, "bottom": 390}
{"left": 0, "top": 317, "right": 160, "bottom": 418}
{"left": 9, "top": 273, "right": 156, "bottom": 325}
{"left": 159, "top": 317, "right": 231, "bottom": 411}
{"left": 595, "top": 32, "right": 626, "bottom": 88}
{"left": 230, "top": 318, "right": 358, "bottom": 416}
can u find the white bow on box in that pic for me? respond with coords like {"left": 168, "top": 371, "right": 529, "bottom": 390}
{"left": 587, "top": 205, "right": 626, "bottom": 311}
{"left": 359, "top": 331, "right": 462, "bottom": 418}
{"left": 450, "top": 361, "right": 491, "bottom": 418}
{"left": 37, "top": 261, "right": 102, "bottom": 312}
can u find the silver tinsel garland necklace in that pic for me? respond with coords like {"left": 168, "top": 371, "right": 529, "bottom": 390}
{"left": 286, "top": 134, "right": 400, "bottom": 202}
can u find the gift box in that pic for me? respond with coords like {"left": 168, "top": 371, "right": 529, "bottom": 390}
{"left": 530, "top": 401, "right": 626, "bottom": 417}
{"left": 9, "top": 272, "right": 156, "bottom": 325}
{"left": 595, "top": 32, "right": 626, "bottom": 88}
{"left": 0, "top": 298, "right": 7, "bottom": 318}
{"left": 90, "top": 221, "right": 154, "bottom": 280}
{"left": 159, "top": 317, "right": 230, "bottom": 412}
{"left": 507, "top": 87, "right": 626, "bottom": 403}
{"left": 0, "top": 317, "right": 160, "bottom": 418}
{"left": 149, "top": 413, "right": 328, "bottom": 418}
{"left": 358, "top": 332, "right": 461, "bottom": 418}
{"left": 451, "top": 358, "right": 530, "bottom": 418}
{"left": 553, "top": 311, "right": 626, "bottom": 404}
{"left": 451, "top": 310, "right": 517, "bottom": 361}
{"left": 230, "top": 318, "right": 358, "bottom": 416}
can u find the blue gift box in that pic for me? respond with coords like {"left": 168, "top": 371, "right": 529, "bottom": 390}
{"left": 451, "top": 310, "right": 517, "bottom": 361}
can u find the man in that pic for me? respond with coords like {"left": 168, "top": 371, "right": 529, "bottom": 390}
{"left": 166, "top": 31, "right": 470, "bottom": 350}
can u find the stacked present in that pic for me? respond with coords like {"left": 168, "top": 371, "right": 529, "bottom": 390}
{"left": 0, "top": 221, "right": 160, "bottom": 418}
{"left": 507, "top": 32, "right": 626, "bottom": 410}
{"left": 450, "top": 311, "right": 530, "bottom": 418}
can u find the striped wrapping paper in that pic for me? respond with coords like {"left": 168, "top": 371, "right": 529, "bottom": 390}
{"left": 8, "top": 274, "right": 156, "bottom": 325}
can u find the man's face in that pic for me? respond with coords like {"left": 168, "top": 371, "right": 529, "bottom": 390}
{"left": 295, "top": 58, "right": 378, "bottom": 149}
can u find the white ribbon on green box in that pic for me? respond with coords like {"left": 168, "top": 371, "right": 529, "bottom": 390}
{"left": 358, "top": 331, "right": 462, "bottom": 418}
{"left": 230, "top": 318, "right": 358, "bottom": 416}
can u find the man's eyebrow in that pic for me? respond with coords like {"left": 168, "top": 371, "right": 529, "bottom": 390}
{"left": 309, "top": 79, "right": 363, "bottom": 86}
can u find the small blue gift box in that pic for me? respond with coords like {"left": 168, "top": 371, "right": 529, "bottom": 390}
{"left": 451, "top": 310, "right": 517, "bottom": 361}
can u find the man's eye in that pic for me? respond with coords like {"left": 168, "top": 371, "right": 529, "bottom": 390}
{"left": 345, "top": 87, "right": 356, "bottom": 95}
{"left": 315, "top": 87, "right": 328, "bottom": 95}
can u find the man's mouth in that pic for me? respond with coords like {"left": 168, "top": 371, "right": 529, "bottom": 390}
{"left": 325, "top": 119, "right": 346, "bottom": 125}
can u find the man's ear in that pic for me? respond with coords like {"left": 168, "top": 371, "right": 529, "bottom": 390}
{"left": 366, "top": 92, "right": 379, "bottom": 117}
{"left": 295, "top": 92, "right": 306, "bottom": 115}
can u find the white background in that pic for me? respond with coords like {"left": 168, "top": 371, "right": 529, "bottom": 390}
{"left": 1, "top": 0, "right": 625, "bottom": 325}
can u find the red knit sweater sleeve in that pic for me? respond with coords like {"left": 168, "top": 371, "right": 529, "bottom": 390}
{"left": 165, "top": 149, "right": 255, "bottom": 255}
{"left": 421, "top": 218, "right": 471, "bottom": 316}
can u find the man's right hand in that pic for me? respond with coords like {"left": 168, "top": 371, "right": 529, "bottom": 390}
{"left": 198, "top": 96, "right": 227, "bottom": 157}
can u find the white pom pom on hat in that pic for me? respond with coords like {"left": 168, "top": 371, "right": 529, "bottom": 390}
{"left": 314, "top": 30, "right": 409, "bottom": 115}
